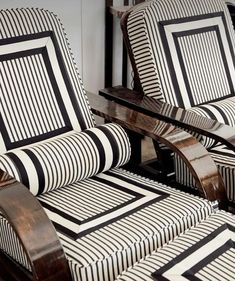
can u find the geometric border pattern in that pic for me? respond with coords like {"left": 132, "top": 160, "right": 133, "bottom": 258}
{"left": 39, "top": 170, "right": 169, "bottom": 239}
{"left": 152, "top": 223, "right": 235, "bottom": 280}
{"left": 0, "top": 31, "right": 87, "bottom": 150}
{"left": 159, "top": 12, "right": 235, "bottom": 108}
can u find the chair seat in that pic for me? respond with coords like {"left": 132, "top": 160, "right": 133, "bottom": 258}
{"left": 0, "top": 168, "right": 213, "bottom": 281}
{"left": 116, "top": 211, "right": 235, "bottom": 281}
{"left": 188, "top": 96, "right": 235, "bottom": 128}
{"left": 187, "top": 96, "right": 235, "bottom": 148}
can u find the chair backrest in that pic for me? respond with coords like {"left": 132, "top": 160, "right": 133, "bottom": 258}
{"left": 122, "top": 0, "right": 235, "bottom": 109}
{"left": 0, "top": 8, "right": 95, "bottom": 154}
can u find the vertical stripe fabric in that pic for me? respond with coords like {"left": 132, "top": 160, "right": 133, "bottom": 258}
{"left": 0, "top": 168, "right": 214, "bottom": 281}
{"left": 126, "top": 0, "right": 235, "bottom": 108}
{"left": 125, "top": 0, "right": 235, "bottom": 203}
{"left": 116, "top": 211, "right": 235, "bottom": 281}
{"left": 0, "top": 8, "right": 95, "bottom": 152}
{"left": 0, "top": 215, "right": 31, "bottom": 271}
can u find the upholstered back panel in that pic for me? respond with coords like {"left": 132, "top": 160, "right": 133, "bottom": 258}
{"left": 0, "top": 9, "right": 94, "bottom": 154}
{"left": 126, "top": 0, "right": 235, "bottom": 108}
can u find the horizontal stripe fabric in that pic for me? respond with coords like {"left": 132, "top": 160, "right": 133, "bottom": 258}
{"left": 116, "top": 211, "right": 235, "bottom": 281}
{"left": 0, "top": 124, "right": 131, "bottom": 195}
{"left": 0, "top": 168, "right": 214, "bottom": 281}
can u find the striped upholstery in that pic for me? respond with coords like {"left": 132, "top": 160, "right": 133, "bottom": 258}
{"left": 0, "top": 168, "right": 214, "bottom": 281}
{"left": 175, "top": 144, "right": 235, "bottom": 202}
{"left": 188, "top": 96, "right": 235, "bottom": 127}
{"left": 0, "top": 123, "right": 131, "bottom": 195}
{"left": 0, "top": 215, "right": 31, "bottom": 271}
{"left": 125, "top": 0, "right": 235, "bottom": 202}
{"left": 127, "top": 0, "right": 235, "bottom": 108}
{"left": 0, "top": 7, "right": 223, "bottom": 281}
{"left": 116, "top": 211, "right": 235, "bottom": 281}
{"left": 210, "top": 144, "right": 235, "bottom": 202}
{"left": 0, "top": 8, "right": 94, "bottom": 153}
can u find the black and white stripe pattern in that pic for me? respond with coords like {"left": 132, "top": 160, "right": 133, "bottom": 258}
{"left": 188, "top": 96, "right": 235, "bottom": 127}
{"left": 175, "top": 142, "right": 235, "bottom": 202}
{"left": 0, "top": 215, "right": 31, "bottom": 271}
{"left": 0, "top": 123, "right": 131, "bottom": 195}
{"left": 0, "top": 52, "right": 67, "bottom": 142}
{"left": 0, "top": 168, "right": 214, "bottom": 281}
{"left": 127, "top": 0, "right": 235, "bottom": 108}
{"left": 210, "top": 144, "right": 235, "bottom": 202}
{"left": 126, "top": 0, "right": 235, "bottom": 202}
{"left": 116, "top": 211, "right": 235, "bottom": 281}
{"left": 0, "top": 8, "right": 94, "bottom": 152}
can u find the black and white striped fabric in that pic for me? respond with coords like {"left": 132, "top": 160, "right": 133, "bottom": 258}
{"left": 0, "top": 123, "right": 130, "bottom": 195}
{"left": 188, "top": 96, "right": 235, "bottom": 127}
{"left": 0, "top": 8, "right": 94, "bottom": 153}
{"left": 126, "top": 0, "right": 235, "bottom": 202}
{"left": 116, "top": 211, "right": 235, "bottom": 281}
{"left": 127, "top": 0, "right": 235, "bottom": 108}
{"left": 175, "top": 143, "right": 235, "bottom": 202}
{"left": 210, "top": 144, "right": 235, "bottom": 202}
{"left": 0, "top": 168, "right": 214, "bottom": 281}
{"left": 0, "top": 215, "right": 31, "bottom": 271}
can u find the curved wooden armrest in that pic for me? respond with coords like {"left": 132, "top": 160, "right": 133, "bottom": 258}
{"left": 0, "top": 170, "right": 72, "bottom": 281}
{"left": 99, "top": 86, "right": 235, "bottom": 152}
{"left": 87, "top": 92, "right": 228, "bottom": 209}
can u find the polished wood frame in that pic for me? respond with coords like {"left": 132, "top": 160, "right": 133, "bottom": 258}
{"left": 0, "top": 92, "right": 228, "bottom": 281}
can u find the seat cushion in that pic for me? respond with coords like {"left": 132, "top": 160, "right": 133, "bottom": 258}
{"left": 0, "top": 123, "right": 131, "bottom": 195}
{"left": 116, "top": 211, "right": 235, "bottom": 281}
{"left": 188, "top": 96, "right": 235, "bottom": 127}
{"left": 0, "top": 168, "right": 213, "bottom": 281}
{"left": 185, "top": 96, "right": 235, "bottom": 148}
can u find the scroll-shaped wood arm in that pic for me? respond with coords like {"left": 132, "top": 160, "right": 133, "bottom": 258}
{"left": 0, "top": 170, "right": 72, "bottom": 281}
{"left": 87, "top": 92, "right": 228, "bottom": 209}
{"left": 99, "top": 86, "right": 235, "bottom": 152}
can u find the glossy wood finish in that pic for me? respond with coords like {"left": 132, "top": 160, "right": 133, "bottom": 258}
{"left": 87, "top": 92, "right": 228, "bottom": 208}
{"left": 100, "top": 86, "right": 235, "bottom": 152}
{"left": 0, "top": 170, "right": 72, "bottom": 281}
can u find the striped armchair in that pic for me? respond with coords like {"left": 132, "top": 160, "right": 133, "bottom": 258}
{"left": 0, "top": 7, "right": 228, "bottom": 281}
{"left": 105, "top": 0, "right": 235, "bottom": 203}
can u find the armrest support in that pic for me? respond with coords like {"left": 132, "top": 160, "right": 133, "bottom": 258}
{"left": 99, "top": 86, "right": 235, "bottom": 152}
{"left": 87, "top": 92, "right": 228, "bottom": 209}
{"left": 0, "top": 170, "right": 72, "bottom": 281}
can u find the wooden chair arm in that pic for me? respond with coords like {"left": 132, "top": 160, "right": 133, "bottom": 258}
{"left": 87, "top": 91, "right": 228, "bottom": 209}
{"left": 0, "top": 170, "right": 72, "bottom": 281}
{"left": 99, "top": 86, "right": 235, "bottom": 152}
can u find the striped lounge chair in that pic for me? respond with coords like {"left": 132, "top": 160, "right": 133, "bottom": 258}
{"left": 114, "top": 0, "right": 235, "bottom": 203}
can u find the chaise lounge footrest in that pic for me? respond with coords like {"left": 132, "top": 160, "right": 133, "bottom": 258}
{"left": 116, "top": 211, "right": 235, "bottom": 281}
